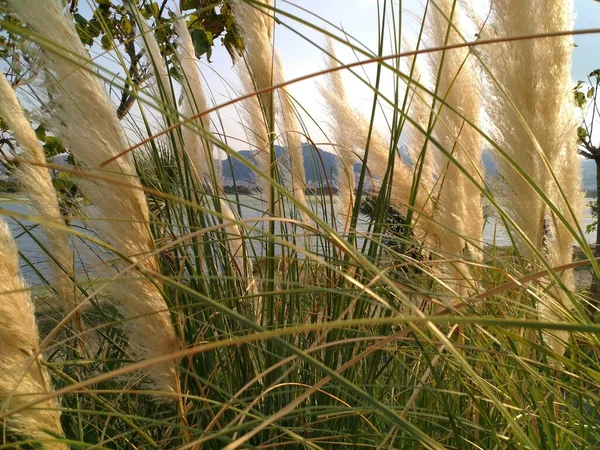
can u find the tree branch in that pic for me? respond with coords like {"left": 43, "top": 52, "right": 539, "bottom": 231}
{"left": 579, "top": 148, "right": 595, "bottom": 160}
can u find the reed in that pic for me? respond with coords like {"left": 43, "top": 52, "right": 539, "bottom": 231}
{"left": 481, "top": 0, "right": 584, "bottom": 353}
{"left": 0, "top": 73, "right": 75, "bottom": 316}
{"left": 0, "top": 218, "right": 66, "bottom": 449}
{"left": 7, "top": 0, "right": 180, "bottom": 392}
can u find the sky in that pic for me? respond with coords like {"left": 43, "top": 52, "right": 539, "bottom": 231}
{"left": 190, "top": 0, "right": 600, "bottom": 151}
{"left": 49, "top": 0, "right": 600, "bottom": 152}
{"left": 573, "top": 0, "right": 600, "bottom": 80}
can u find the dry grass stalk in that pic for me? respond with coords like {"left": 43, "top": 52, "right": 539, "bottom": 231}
{"left": 0, "top": 73, "right": 76, "bottom": 317}
{"left": 8, "top": 0, "right": 180, "bottom": 391}
{"left": 0, "top": 218, "right": 66, "bottom": 449}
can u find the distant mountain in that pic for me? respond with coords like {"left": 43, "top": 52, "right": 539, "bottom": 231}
{"left": 582, "top": 159, "right": 596, "bottom": 194}
{"left": 222, "top": 143, "right": 339, "bottom": 186}
{"left": 481, "top": 152, "right": 597, "bottom": 195}
{"left": 222, "top": 146, "right": 598, "bottom": 195}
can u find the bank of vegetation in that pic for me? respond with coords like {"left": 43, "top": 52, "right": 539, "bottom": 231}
{"left": 0, "top": 0, "right": 599, "bottom": 448}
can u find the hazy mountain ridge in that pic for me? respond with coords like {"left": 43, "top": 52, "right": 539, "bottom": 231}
{"left": 221, "top": 145, "right": 598, "bottom": 195}
{"left": 1, "top": 147, "right": 597, "bottom": 194}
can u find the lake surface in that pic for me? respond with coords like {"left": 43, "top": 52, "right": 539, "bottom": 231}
{"left": 1, "top": 194, "right": 597, "bottom": 285}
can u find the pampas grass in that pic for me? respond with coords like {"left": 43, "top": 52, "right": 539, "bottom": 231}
{"left": 0, "top": 218, "right": 66, "bottom": 449}
{"left": 175, "top": 15, "right": 214, "bottom": 182}
{"left": 413, "top": 0, "right": 485, "bottom": 295}
{"left": 427, "top": 0, "right": 484, "bottom": 276}
{"left": 482, "top": 0, "right": 584, "bottom": 352}
{"left": 321, "top": 39, "right": 429, "bottom": 233}
{"left": 234, "top": 0, "right": 310, "bottom": 224}
{"left": 0, "top": 73, "right": 75, "bottom": 316}
{"left": 319, "top": 39, "right": 357, "bottom": 229}
{"left": 0, "top": 0, "right": 597, "bottom": 447}
{"left": 7, "top": 0, "right": 180, "bottom": 392}
{"left": 234, "top": 0, "right": 277, "bottom": 206}
{"left": 274, "top": 50, "right": 310, "bottom": 225}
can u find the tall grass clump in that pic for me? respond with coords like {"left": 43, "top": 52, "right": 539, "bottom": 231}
{"left": 480, "top": 0, "right": 585, "bottom": 353}
{"left": 0, "top": 73, "right": 76, "bottom": 318}
{"left": 6, "top": 0, "right": 180, "bottom": 392}
{"left": 0, "top": 0, "right": 599, "bottom": 448}
{"left": 0, "top": 217, "right": 66, "bottom": 449}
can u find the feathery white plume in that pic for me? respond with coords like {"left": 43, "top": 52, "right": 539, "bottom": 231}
{"left": 8, "top": 0, "right": 180, "bottom": 391}
{"left": 233, "top": 0, "right": 275, "bottom": 206}
{"left": 428, "top": 0, "right": 484, "bottom": 261}
{"left": 424, "top": 0, "right": 484, "bottom": 295}
{"left": 274, "top": 51, "right": 310, "bottom": 224}
{"left": 175, "top": 15, "right": 213, "bottom": 182}
{"left": 321, "top": 39, "right": 427, "bottom": 233}
{"left": 0, "top": 218, "right": 66, "bottom": 449}
{"left": 0, "top": 73, "right": 76, "bottom": 315}
{"left": 318, "top": 39, "right": 358, "bottom": 229}
{"left": 483, "top": 0, "right": 583, "bottom": 354}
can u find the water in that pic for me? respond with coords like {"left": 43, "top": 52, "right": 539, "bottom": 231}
{"left": 1, "top": 195, "right": 597, "bottom": 285}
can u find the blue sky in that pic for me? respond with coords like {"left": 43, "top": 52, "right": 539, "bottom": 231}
{"left": 80, "top": 1, "right": 600, "bottom": 149}
{"left": 211, "top": 0, "right": 600, "bottom": 149}
{"left": 573, "top": 0, "right": 600, "bottom": 80}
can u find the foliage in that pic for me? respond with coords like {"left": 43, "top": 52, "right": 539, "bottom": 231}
{"left": 0, "top": 1, "right": 599, "bottom": 449}
{"left": 575, "top": 71, "right": 600, "bottom": 236}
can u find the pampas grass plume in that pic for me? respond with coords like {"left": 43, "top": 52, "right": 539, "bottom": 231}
{"left": 0, "top": 73, "right": 75, "bottom": 315}
{"left": 8, "top": 0, "right": 180, "bottom": 391}
{"left": 175, "top": 15, "right": 213, "bottom": 181}
{"left": 0, "top": 218, "right": 66, "bottom": 449}
{"left": 321, "top": 39, "right": 425, "bottom": 231}
{"left": 483, "top": 0, "right": 583, "bottom": 354}
{"left": 427, "top": 0, "right": 484, "bottom": 267}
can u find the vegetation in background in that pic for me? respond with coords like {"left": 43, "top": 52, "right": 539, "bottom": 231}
{"left": 0, "top": 0, "right": 599, "bottom": 448}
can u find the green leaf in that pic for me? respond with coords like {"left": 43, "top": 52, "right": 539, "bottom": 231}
{"left": 574, "top": 90, "right": 586, "bottom": 108}
{"left": 43, "top": 136, "right": 65, "bottom": 158}
{"left": 101, "top": 34, "right": 113, "bottom": 50}
{"left": 73, "top": 13, "right": 88, "bottom": 27}
{"left": 588, "top": 87, "right": 595, "bottom": 99}
{"left": 181, "top": 0, "right": 198, "bottom": 10}
{"left": 191, "top": 28, "right": 213, "bottom": 61}
{"left": 121, "top": 16, "right": 132, "bottom": 36}
{"left": 187, "top": 14, "right": 200, "bottom": 30}
{"left": 223, "top": 31, "right": 244, "bottom": 62}
{"left": 87, "top": 19, "right": 101, "bottom": 38}
{"left": 34, "top": 125, "right": 46, "bottom": 141}
{"left": 586, "top": 221, "right": 597, "bottom": 234}
{"left": 578, "top": 126, "right": 588, "bottom": 143}
{"left": 143, "top": 2, "right": 160, "bottom": 19}
{"left": 202, "top": 10, "right": 226, "bottom": 37}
